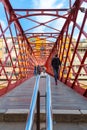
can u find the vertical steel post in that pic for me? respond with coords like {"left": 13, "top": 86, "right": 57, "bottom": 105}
{"left": 36, "top": 91, "right": 40, "bottom": 130}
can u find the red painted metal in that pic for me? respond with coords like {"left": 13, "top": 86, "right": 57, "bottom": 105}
{"left": 45, "top": 0, "right": 87, "bottom": 97}
{"left": 62, "top": 4, "right": 79, "bottom": 82}
{"left": 72, "top": 50, "right": 87, "bottom": 87}
{"left": 0, "top": 0, "right": 87, "bottom": 97}
{"left": 0, "top": 0, "right": 37, "bottom": 95}
{"left": 65, "top": 8, "right": 87, "bottom": 84}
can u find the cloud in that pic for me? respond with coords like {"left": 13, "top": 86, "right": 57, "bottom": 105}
{"left": 39, "top": 0, "right": 59, "bottom": 9}
{"left": 32, "top": 0, "right": 87, "bottom": 41}
{"left": 32, "top": 26, "right": 45, "bottom": 33}
{"left": 0, "top": 19, "right": 6, "bottom": 36}
{"left": 0, "top": 20, "right": 11, "bottom": 37}
{"left": 0, "top": 19, "right": 6, "bottom": 29}
{"left": 32, "top": 0, "right": 64, "bottom": 9}
{"left": 77, "top": 11, "right": 85, "bottom": 24}
{"left": 75, "top": 2, "right": 87, "bottom": 39}
{"left": 32, "top": 0, "right": 65, "bottom": 33}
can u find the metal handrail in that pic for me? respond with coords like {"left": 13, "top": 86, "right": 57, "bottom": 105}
{"left": 46, "top": 75, "right": 53, "bottom": 130}
{"left": 25, "top": 75, "right": 40, "bottom": 130}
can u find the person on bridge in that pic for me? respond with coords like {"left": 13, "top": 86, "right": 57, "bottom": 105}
{"left": 37, "top": 65, "right": 41, "bottom": 75}
{"left": 51, "top": 54, "right": 61, "bottom": 85}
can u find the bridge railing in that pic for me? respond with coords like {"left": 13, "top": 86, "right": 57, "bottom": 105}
{"left": 46, "top": 75, "right": 53, "bottom": 130}
{"left": 25, "top": 74, "right": 53, "bottom": 130}
{"left": 25, "top": 75, "right": 40, "bottom": 130}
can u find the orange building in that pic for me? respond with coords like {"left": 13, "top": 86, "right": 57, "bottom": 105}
{"left": 28, "top": 37, "right": 46, "bottom": 65}
{"left": 60, "top": 37, "right": 72, "bottom": 78}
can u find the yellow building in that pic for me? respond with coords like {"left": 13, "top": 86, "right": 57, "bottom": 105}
{"left": 0, "top": 37, "right": 20, "bottom": 80}
{"left": 71, "top": 39, "right": 87, "bottom": 80}
{"left": 0, "top": 37, "right": 86, "bottom": 81}
{"left": 28, "top": 37, "right": 46, "bottom": 65}
{"left": 59, "top": 37, "right": 72, "bottom": 78}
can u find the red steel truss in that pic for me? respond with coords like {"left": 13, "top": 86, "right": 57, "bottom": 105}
{"left": 0, "top": 0, "right": 87, "bottom": 97}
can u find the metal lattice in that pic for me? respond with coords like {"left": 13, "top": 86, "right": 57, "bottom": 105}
{"left": 0, "top": 0, "right": 87, "bottom": 97}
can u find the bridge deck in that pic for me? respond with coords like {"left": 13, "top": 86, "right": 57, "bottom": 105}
{"left": 0, "top": 75, "right": 87, "bottom": 122}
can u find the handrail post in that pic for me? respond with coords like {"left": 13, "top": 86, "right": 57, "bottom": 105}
{"left": 25, "top": 75, "right": 40, "bottom": 130}
{"left": 25, "top": 74, "right": 53, "bottom": 130}
{"left": 36, "top": 91, "right": 40, "bottom": 130}
{"left": 46, "top": 75, "right": 53, "bottom": 130}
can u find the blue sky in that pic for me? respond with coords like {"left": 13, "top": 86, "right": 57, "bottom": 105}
{"left": 10, "top": 0, "right": 72, "bottom": 9}
{"left": 0, "top": 0, "right": 87, "bottom": 40}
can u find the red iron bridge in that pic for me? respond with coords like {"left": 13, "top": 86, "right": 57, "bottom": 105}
{"left": 0, "top": 0, "right": 87, "bottom": 130}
